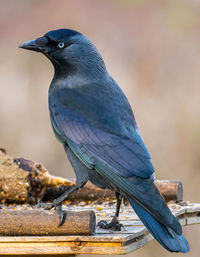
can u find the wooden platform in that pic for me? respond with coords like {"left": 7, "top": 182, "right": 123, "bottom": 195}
{"left": 0, "top": 202, "right": 199, "bottom": 255}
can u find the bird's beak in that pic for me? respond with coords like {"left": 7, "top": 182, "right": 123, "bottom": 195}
{"left": 19, "top": 36, "right": 49, "bottom": 53}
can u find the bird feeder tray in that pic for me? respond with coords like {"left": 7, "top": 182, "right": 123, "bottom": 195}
{"left": 0, "top": 149, "right": 199, "bottom": 255}
{"left": 0, "top": 202, "right": 199, "bottom": 256}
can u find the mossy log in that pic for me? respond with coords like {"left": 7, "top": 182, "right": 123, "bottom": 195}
{"left": 0, "top": 149, "right": 183, "bottom": 204}
{"left": 0, "top": 149, "right": 74, "bottom": 203}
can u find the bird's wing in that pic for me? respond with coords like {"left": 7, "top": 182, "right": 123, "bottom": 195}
{"left": 49, "top": 88, "right": 154, "bottom": 178}
{"left": 49, "top": 89, "right": 184, "bottom": 235}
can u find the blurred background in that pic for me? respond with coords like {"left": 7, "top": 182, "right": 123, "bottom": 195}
{"left": 0, "top": 0, "right": 199, "bottom": 256}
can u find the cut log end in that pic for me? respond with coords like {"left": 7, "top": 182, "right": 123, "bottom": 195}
{"left": 155, "top": 180, "right": 183, "bottom": 202}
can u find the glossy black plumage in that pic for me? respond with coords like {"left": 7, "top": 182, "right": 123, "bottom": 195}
{"left": 20, "top": 29, "right": 189, "bottom": 252}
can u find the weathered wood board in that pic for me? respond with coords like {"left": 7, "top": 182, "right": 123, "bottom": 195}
{"left": 0, "top": 209, "right": 96, "bottom": 236}
{"left": 0, "top": 202, "right": 199, "bottom": 255}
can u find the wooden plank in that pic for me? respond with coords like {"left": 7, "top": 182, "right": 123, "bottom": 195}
{"left": 0, "top": 203, "right": 198, "bottom": 255}
{"left": 187, "top": 215, "right": 200, "bottom": 225}
{"left": 124, "top": 234, "right": 153, "bottom": 254}
{"left": 185, "top": 203, "right": 200, "bottom": 225}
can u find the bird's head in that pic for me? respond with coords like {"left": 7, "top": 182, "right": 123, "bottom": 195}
{"left": 19, "top": 29, "right": 106, "bottom": 78}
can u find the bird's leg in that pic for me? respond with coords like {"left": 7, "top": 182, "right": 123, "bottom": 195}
{"left": 114, "top": 192, "right": 122, "bottom": 218}
{"left": 98, "top": 192, "right": 124, "bottom": 231}
{"left": 35, "top": 180, "right": 87, "bottom": 226}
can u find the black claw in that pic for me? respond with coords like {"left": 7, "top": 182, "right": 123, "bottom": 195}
{"left": 56, "top": 205, "right": 66, "bottom": 227}
{"left": 113, "top": 223, "right": 123, "bottom": 231}
{"left": 98, "top": 220, "right": 110, "bottom": 229}
{"left": 98, "top": 219, "right": 123, "bottom": 231}
{"left": 34, "top": 201, "right": 66, "bottom": 227}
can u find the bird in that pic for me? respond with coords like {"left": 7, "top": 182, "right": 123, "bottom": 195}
{"left": 19, "top": 28, "right": 189, "bottom": 253}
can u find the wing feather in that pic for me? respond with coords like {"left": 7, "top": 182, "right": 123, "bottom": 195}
{"left": 50, "top": 100, "right": 154, "bottom": 178}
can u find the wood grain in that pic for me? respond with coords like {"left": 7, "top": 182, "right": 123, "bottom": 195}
{"left": 155, "top": 180, "right": 183, "bottom": 202}
{"left": 0, "top": 203, "right": 198, "bottom": 255}
{"left": 0, "top": 150, "right": 183, "bottom": 204}
{"left": 0, "top": 209, "right": 96, "bottom": 236}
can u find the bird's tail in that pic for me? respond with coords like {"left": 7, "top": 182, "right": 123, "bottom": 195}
{"left": 127, "top": 196, "right": 189, "bottom": 253}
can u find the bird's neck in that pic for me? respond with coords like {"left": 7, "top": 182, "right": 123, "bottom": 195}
{"left": 49, "top": 59, "right": 108, "bottom": 93}
{"left": 51, "top": 59, "right": 76, "bottom": 80}
{"left": 49, "top": 67, "right": 107, "bottom": 94}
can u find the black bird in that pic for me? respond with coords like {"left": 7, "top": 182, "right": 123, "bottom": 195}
{"left": 19, "top": 29, "right": 189, "bottom": 252}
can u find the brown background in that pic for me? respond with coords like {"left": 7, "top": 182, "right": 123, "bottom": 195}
{"left": 0, "top": 0, "right": 199, "bottom": 256}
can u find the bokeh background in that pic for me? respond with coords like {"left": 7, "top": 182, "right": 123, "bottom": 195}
{"left": 0, "top": 0, "right": 199, "bottom": 256}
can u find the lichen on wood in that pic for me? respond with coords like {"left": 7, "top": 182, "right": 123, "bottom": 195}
{"left": 0, "top": 149, "right": 74, "bottom": 204}
{"left": 0, "top": 150, "right": 28, "bottom": 203}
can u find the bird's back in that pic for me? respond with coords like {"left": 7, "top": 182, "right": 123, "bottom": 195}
{"left": 20, "top": 28, "right": 189, "bottom": 252}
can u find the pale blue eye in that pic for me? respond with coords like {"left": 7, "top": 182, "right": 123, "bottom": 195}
{"left": 57, "top": 42, "right": 65, "bottom": 49}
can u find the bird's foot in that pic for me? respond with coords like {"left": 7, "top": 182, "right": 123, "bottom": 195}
{"left": 35, "top": 201, "right": 56, "bottom": 210}
{"left": 98, "top": 216, "right": 124, "bottom": 231}
{"left": 35, "top": 201, "right": 66, "bottom": 227}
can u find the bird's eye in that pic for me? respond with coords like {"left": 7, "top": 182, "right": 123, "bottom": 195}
{"left": 57, "top": 42, "right": 65, "bottom": 49}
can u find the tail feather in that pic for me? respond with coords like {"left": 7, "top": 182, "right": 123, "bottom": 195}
{"left": 127, "top": 197, "right": 189, "bottom": 253}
